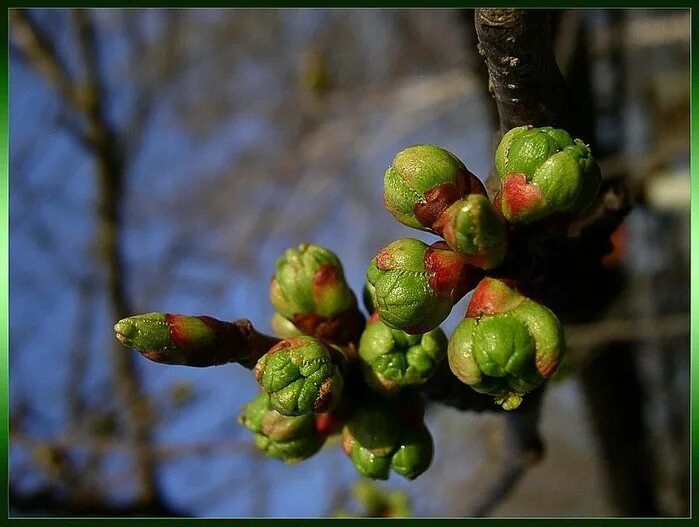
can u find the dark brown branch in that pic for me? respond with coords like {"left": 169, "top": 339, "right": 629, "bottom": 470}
{"left": 9, "top": 10, "right": 83, "bottom": 111}
{"left": 580, "top": 343, "right": 659, "bottom": 515}
{"left": 454, "top": 9, "right": 573, "bottom": 515}
{"left": 566, "top": 312, "right": 689, "bottom": 367}
{"left": 421, "top": 359, "right": 501, "bottom": 413}
{"left": 12, "top": 9, "right": 173, "bottom": 512}
{"left": 475, "top": 9, "right": 570, "bottom": 133}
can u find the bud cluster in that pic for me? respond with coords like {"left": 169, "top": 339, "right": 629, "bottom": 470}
{"left": 114, "top": 125, "right": 599, "bottom": 482}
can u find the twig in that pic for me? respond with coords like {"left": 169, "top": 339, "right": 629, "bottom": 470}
{"left": 70, "top": 9, "right": 164, "bottom": 507}
{"left": 9, "top": 10, "right": 83, "bottom": 112}
{"left": 465, "top": 8, "right": 574, "bottom": 514}
{"left": 11, "top": 8, "right": 170, "bottom": 511}
{"left": 565, "top": 312, "right": 689, "bottom": 367}
{"left": 469, "top": 390, "right": 544, "bottom": 516}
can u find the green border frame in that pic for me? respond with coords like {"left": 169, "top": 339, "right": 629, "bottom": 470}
{"left": 3, "top": 3, "right": 695, "bottom": 524}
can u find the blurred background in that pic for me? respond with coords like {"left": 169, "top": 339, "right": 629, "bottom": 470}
{"left": 8, "top": 8, "right": 690, "bottom": 517}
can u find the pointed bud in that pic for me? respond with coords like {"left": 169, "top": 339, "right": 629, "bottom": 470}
{"left": 114, "top": 313, "right": 275, "bottom": 368}
{"left": 254, "top": 336, "right": 343, "bottom": 416}
{"left": 495, "top": 126, "right": 601, "bottom": 223}
{"left": 367, "top": 238, "right": 481, "bottom": 333}
{"left": 447, "top": 278, "right": 565, "bottom": 410}
{"left": 384, "top": 145, "right": 486, "bottom": 231}
{"left": 358, "top": 317, "right": 447, "bottom": 392}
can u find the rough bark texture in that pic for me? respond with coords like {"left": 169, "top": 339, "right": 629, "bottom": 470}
{"left": 475, "top": 9, "right": 569, "bottom": 133}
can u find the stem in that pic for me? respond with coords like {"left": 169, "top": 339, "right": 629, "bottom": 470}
{"left": 474, "top": 9, "right": 569, "bottom": 133}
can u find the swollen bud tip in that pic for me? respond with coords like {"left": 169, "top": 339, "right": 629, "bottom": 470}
{"left": 114, "top": 319, "right": 136, "bottom": 344}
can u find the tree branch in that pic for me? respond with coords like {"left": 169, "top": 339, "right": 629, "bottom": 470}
{"left": 475, "top": 9, "right": 569, "bottom": 133}
{"left": 458, "top": 9, "right": 575, "bottom": 515}
{"left": 9, "top": 10, "right": 83, "bottom": 111}
{"left": 69, "top": 9, "right": 165, "bottom": 508}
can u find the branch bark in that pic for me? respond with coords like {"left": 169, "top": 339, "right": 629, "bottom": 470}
{"left": 474, "top": 9, "right": 569, "bottom": 133}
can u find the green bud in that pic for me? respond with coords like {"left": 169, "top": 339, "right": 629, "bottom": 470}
{"left": 350, "top": 442, "right": 393, "bottom": 480}
{"left": 494, "top": 126, "right": 601, "bottom": 223}
{"left": 270, "top": 312, "right": 304, "bottom": 339}
{"left": 240, "top": 392, "right": 325, "bottom": 463}
{"left": 261, "top": 406, "right": 315, "bottom": 441}
{"left": 238, "top": 391, "right": 270, "bottom": 434}
{"left": 362, "top": 282, "right": 377, "bottom": 315}
{"left": 346, "top": 404, "right": 401, "bottom": 457}
{"left": 270, "top": 244, "right": 354, "bottom": 320}
{"left": 390, "top": 425, "right": 434, "bottom": 480}
{"left": 441, "top": 194, "right": 508, "bottom": 270}
{"left": 359, "top": 316, "right": 447, "bottom": 392}
{"left": 114, "top": 312, "right": 255, "bottom": 367}
{"left": 254, "top": 336, "right": 343, "bottom": 416}
{"left": 384, "top": 145, "right": 487, "bottom": 232}
{"left": 447, "top": 278, "right": 565, "bottom": 410}
{"left": 341, "top": 397, "right": 433, "bottom": 480}
{"left": 367, "top": 238, "right": 481, "bottom": 334}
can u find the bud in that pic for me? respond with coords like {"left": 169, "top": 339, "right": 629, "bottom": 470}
{"left": 341, "top": 396, "right": 433, "bottom": 480}
{"left": 270, "top": 244, "right": 365, "bottom": 346}
{"left": 358, "top": 317, "right": 447, "bottom": 392}
{"left": 314, "top": 411, "right": 344, "bottom": 437}
{"left": 447, "top": 278, "right": 564, "bottom": 410}
{"left": 366, "top": 238, "right": 481, "bottom": 334}
{"left": 440, "top": 194, "right": 508, "bottom": 270}
{"left": 362, "top": 282, "right": 377, "bottom": 315}
{"left": 494, "top": 126, "right": 601, "bottom": 223}
{"left": 270, "top": 312, "right": 304, "bottom": 339}
{"left": 270, "top": 244, "right": 353, "bottom": 320}
{"left": 254, "top": 336, "right": 343, "bottom": 416}
{"left": 384, "top": 145, "right": 486, "bottom": 231}
{"left": 239, "top": 392, "right": 325, "bottom": 463}
{"left": 114, "top": 313, "right": 267, "bottom": 368}
{"left": 389, "top": 425, "right": 434, "bottom": 481}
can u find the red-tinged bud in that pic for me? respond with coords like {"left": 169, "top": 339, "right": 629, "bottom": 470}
{"left": 314, "top": 412, "right": 343, "bottom": 437}
{"left": 448, "top": 278, "right": 565, "bottom": 410}
{"left": 425, "top": 242, "right": 482, "bottom": 301}
{"left": 114, "top": 313, "right": 278, "bottom": 368}
{"left": 367, "top": 238, "right": 482, "bottom": 333}
{"left": 383, "top": 145, "right": 486, "bottom": 232}
{"left": 465, "top": 277, "right": 525, "bottom": 317}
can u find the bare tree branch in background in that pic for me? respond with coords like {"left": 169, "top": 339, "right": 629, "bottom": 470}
{"left": 10, "top": 8, "right": 181, "bottom": 515}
